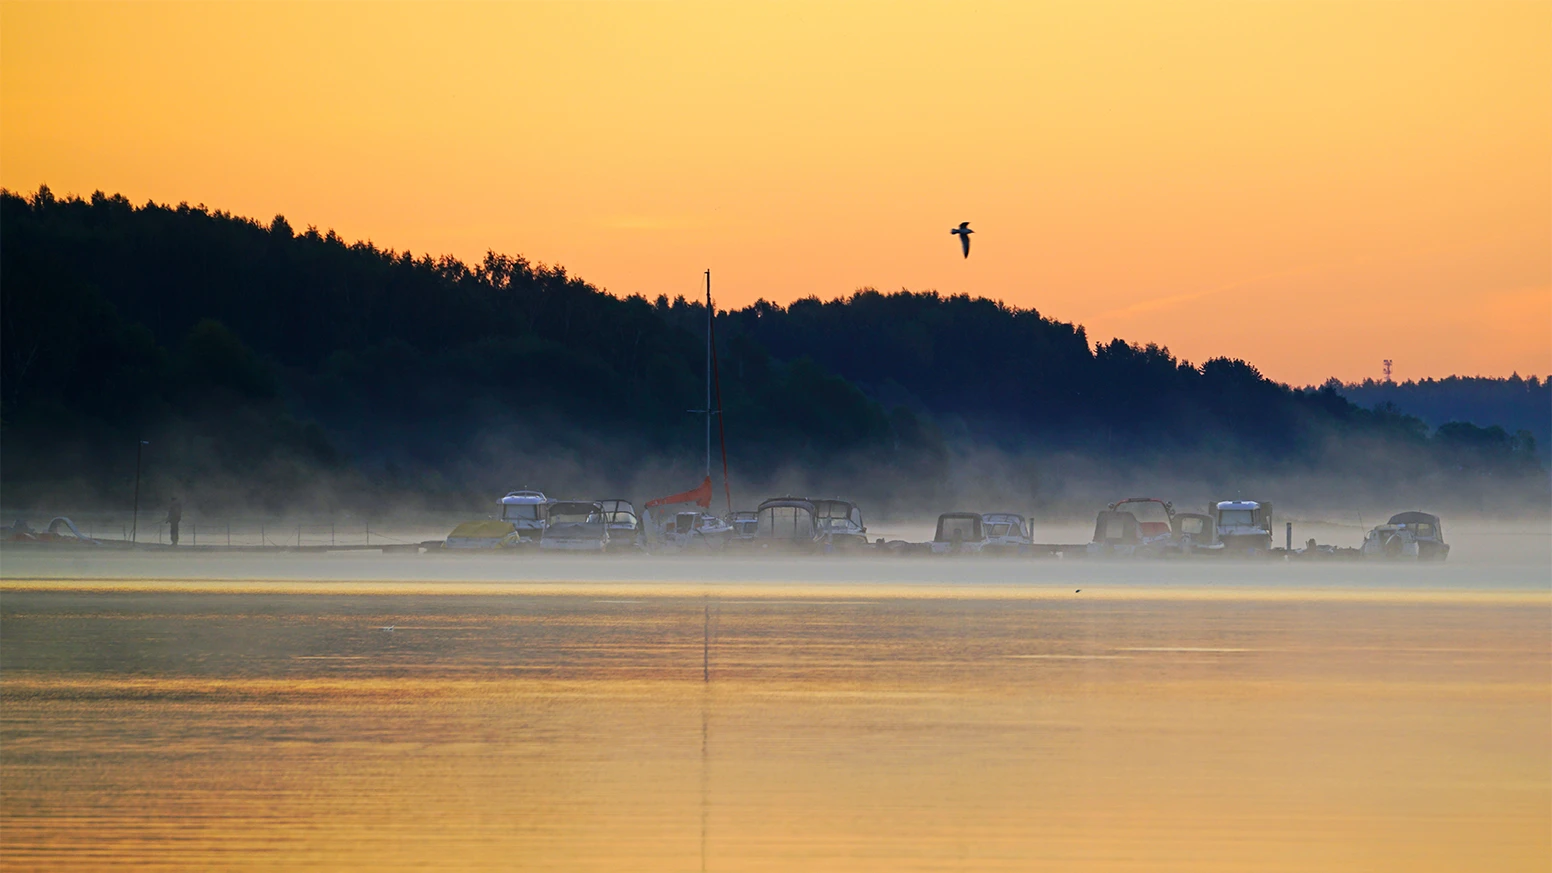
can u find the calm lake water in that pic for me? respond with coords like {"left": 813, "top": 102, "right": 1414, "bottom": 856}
{"left": 2, "top": 554, "right": 1548, "bottom": 871}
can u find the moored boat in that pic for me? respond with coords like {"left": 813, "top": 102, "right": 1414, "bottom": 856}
{"left": 1212, "top": 499, "right": 1274, "bottom": 555}
{"left": 1361, "top": 511, "right": 1449, "bottom": 561}
{"left": 540, "top": 501, "right": 611, "bottom": 552}
{"left": 443, "top": 489, "right": 551, "bottom": 549}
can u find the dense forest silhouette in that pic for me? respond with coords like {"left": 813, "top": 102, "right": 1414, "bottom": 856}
{"left": 1335, "top": 376, "right": 1549, "bottom": 462}
{"left": 1, "top": 187, "right": 1544, "bottom": 514}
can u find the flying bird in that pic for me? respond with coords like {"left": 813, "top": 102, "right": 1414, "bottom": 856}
{"left": 950, "top": 221, "right": 973, "bottom": 258}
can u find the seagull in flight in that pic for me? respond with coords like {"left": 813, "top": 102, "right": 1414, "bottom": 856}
{"left": 950, "top": 221, "right": 973, "bottom": 258}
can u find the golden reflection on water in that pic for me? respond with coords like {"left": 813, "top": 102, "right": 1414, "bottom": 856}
{"left": 3, "top": 584, "right": 1548, "bottom": 871}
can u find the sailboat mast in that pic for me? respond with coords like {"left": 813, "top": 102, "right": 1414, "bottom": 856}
{"left": 704, "top": 269, "right": 712, "bottom": 480}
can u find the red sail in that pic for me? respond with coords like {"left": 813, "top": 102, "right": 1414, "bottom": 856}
{"left": 645, "top": 476, "right": 713, "bottom": 509}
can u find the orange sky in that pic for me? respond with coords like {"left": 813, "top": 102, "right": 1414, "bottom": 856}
{"left": 3, "top": 1, "right": 1548, "bottom": 385}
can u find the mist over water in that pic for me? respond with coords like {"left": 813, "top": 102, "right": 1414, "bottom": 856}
{"left": 3, "top": 526, "right": 1549, "bottom": 871}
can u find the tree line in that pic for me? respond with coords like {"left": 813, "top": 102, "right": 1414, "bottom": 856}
{"left": 1333, "top": 375, "right": 1548, "bottom": 462}
{"left": 0, "top": 186, "right": 1542, "bottom": 513}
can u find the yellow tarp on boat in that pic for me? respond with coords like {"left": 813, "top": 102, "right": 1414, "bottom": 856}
{"left": 445, "top": 520, "right": 516, "bottom": 544}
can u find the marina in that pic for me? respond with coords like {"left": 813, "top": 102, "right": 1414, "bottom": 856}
{"left": 4, "top": 497, "right": 1458, "bottom": 563}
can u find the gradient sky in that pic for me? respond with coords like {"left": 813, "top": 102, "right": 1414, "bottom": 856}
{"left": 3, "top": 1, "right": 1548, "bottom": 385}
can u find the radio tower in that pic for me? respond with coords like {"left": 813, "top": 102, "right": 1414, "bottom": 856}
{"left": 1382, "top": 359, "right": 1393, "bottom": 383}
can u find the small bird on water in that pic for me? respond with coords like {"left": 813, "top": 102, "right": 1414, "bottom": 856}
{"left": 950, "top": 221, "right": 974, "bottom": 258}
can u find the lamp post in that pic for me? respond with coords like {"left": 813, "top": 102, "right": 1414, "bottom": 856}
{"left": 131, "top": 440, "right": 149, "bottom": 544}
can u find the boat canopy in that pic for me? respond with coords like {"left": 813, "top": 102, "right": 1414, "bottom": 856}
{"left": 1387, "top": 511, "right": 1443, "bottom": 540}
{"left": 1092, "top": 510, "right": 1141, "bottom": 545}
{"left": 756, "top": 497, "right": 818, "bottom": 541}
{"left": 934, "top": 513, "right": 983, "bottom": 544}
{"left": 1109, "top": 498, "right": 1173, "bottom": 537}
{"left": 812, "top": 499, "right": 864, "bottom": 534}
{"left": 982, "top": 512, "right": 1026, "bottom": 539}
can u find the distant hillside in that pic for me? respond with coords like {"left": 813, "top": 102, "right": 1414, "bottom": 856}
{"left": 0, "top": 188, "right": 941, "bottom": 511}
{"left": 1, "top": 186, "right": 1543, "bottom": 513}
{"left": 1330, "top": 376, "right": 1549, "bottom": 461}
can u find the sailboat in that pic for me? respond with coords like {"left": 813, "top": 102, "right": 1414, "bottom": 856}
{"left": 643, "top": 270, "right": 735, "bottom": 549}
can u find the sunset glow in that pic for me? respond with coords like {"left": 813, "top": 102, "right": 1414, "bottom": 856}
{"left": 3, "top": 0, "right": 1547, "bottom": 384}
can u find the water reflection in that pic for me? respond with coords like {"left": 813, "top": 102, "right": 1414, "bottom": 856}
{"left": 2, "top": 585, "right": 1548, "bottom": 871}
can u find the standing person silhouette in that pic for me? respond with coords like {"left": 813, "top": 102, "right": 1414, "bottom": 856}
{"left": 165, "top": 497, "right": 182, "bottom": 546}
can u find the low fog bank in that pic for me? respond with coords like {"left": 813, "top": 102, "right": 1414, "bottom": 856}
{"left": 5, "top": 429, "right": 1547, "bottom": 546}
{"left": 2, "top": 521, "right": 1547, "bottom": 590}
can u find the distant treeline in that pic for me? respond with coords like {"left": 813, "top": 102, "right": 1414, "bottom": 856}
{"left": 1, "top": 187, "right": 1543, "bottom": 513}
{"left": 1330, "top": 376, "right": 1549, "bottom": 462}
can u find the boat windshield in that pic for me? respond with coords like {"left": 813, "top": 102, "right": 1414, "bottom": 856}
{"left": 986, "top": 523, "right": 1012, "bottom": 538}
{"left": 1101, "top": 515, "right": 1133, "bottom": 541}
{"left": 502, "top": 504, "right": 542, "bottom": 522}
{"left": 817, "top": 516, "right": 862, "bottom": 533}
{"left": 1177, "top": 516, "right": 1209, "bottom": 536}
{"left": 1218, "top": 509, "right": 1255, "bottom": 527}
{"left": 549, "top": 504, "right": 602, "bottom": 525}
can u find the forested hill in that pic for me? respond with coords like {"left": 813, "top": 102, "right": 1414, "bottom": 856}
{"left": 1, "top": 187, "right": 1542, "bottom": 512}
{"left": 1331, "top": 376, "right": 1549, "bottom": 462}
